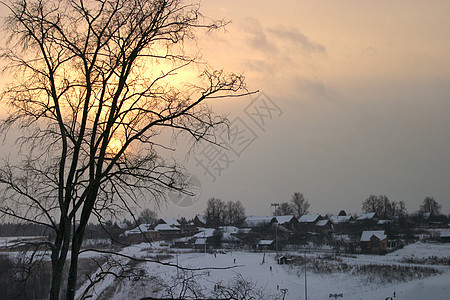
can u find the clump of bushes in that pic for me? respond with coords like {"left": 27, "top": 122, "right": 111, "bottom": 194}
{"left": 353, "top": 264, "right": 441, "bottom": 284}
{"left": 289, "top": 254, "right": 441, "bottom": 284}
{"left": 0, "top": 254, "right": 51, "bottom": 300}
{"left": 400, "top": 255, "right": 450, "bottom": 266}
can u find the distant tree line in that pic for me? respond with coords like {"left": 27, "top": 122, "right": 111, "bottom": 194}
{"left": 205, "top": 198, "right": 246, "bottom": 227}
{"left": 361, "top": 195, "right": 443, "bottom": 219}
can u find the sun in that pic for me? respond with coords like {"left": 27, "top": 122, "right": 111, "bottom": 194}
{"left": 106, "top": 137, "right": 124, "bottom": 155}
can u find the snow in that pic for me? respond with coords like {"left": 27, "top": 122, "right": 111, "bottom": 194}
{"left": 123, "top": 223, "right": 153, "bottom": 236}
{"left": 154, "top": 224, "right": 180, "bottom": 231}
{"left": 71, "top": 242, "right": 450, "bottom": 300}
{"left": 298, "top": 214, "right": 321, "bottom": 223}
{"left": 159, "top": 218, "right": 180, "bottom": 227}
{"left": 244, "top": 216, "right": 276, "bottom": 227}
{"left": 258, "top": 240, "right": 274, "bottom": 245}
{"left": 274, "top": 215, "right": 296, "bottom": 224}
{"left": 360, "top": 230, "right": 387, "bottom": 242}
{"left": 356, "top": 212, "right": 377, "bottom": 220}
{"left": 330, "top": 215, "right": 353, "bottom": 224}
{"left": 193, "top": 228, "right": 216, "bottom": 238}
{"left": 315, "top": 220, "right": 330, "bottom": 227}
{"left": 440, "top": 230, "right": 450, "bottom": 238}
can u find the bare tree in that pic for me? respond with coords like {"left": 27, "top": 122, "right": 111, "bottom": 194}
{"left": 205, "top": 197, "right": 226, "bottom": 227}
{"left": 138, "top": 208, "right": 158, "bottom": 225}
{"left": 148, "top": 271, "right": 280, "bottom": 300}
{"left": 274, "top": 202, "right": 294, "bottom": 216}
{"left": 0, "top": 0, "right": 249, "bottom": 299}
{"left": 419, "top": 196, "right": 441, "bottom": 216}
{"left": 290, "top": 192, "right": 309, "bottom": 218}
{"left": 224, "top": 200, "right": 246, "bottom": 226}
{"left": 362, "top": 195, "right": 406, "bottom": 219}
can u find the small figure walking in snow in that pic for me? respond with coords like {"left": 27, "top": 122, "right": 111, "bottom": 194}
{"left": 233, "top": 258, "right": 236, "bottom": 264}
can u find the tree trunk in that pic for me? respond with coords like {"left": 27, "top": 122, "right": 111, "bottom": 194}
{"left": 65, "top": 192, "right": 97, "bottom": 300}
{"left": 50, "top": 257, "right": 65, "bottom": 300}
{"left": 50, "top": 219, "right": 71, "bottom": 300}
{"left": 65, "top": 234, "right": 82, "bottom": 300}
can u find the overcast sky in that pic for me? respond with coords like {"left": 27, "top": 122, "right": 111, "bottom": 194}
{"left": 0, "top": 1, "right": 448, "bottom": 219}
{"left": 162, "top": 0, "right": 450, "bottom": 218}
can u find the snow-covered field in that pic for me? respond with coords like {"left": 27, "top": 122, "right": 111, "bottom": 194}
{"left": 75, "top": 242, "right": 450, "bottom": 300}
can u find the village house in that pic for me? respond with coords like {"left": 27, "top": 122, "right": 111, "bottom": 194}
{"left": 193, "top": 215, "right": 206, "bottom": 227}
{"left": 298, "top": 214, "right": 323, "bottom": 224}
{"left": 154, "top": 223, "right": 181, "bottom": 239}
{"left": 298, "top": 214, "right": 323, "bottom": 232}
{"left": 360, "top": 230, "right": 388, "bottom": 254}
{"left": 315, "top": 219, "right": 334, "bottom": 233}
{"left": 440, "top": 230, "right": 450, "bottom": 243}
{"left": 274, "top": 215, "right": 298, "bottom": 231}
{"left": 156, "top": 218, "right": 181, "bottom": 227}
{"left": 330, "top": 215, "right": 354, "bottom": 224}
{"left": 244, "top": 216, "right": 276, "bottom": 228}
{"left": 120, "top": 224, "right": 159, "bottom": 244}
{"left": 257, "top": 239, "right": 275, "bottom": 251}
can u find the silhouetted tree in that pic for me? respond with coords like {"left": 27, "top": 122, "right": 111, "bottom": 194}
{"left": 419, "top": 197, "right": 441, "bottom": 216}
{"left": 224, "top": 200, "right": 246, "bottom": 226}
{"left": 274, "top": 202, "right": 294, "bottom": 216}
{"left": 205, "top": 198, "right": 226, "bottom": 227}
{"left": 290, "top": 192, "right": 310, "bottom": 218}
{"left": 362, "top": 195, "right": 406, "bottom": 219}
{"left": 0, "top": 0, "right": 248, "bottom": 299}
{"left": 138, "top": 209, "right": 158, "bottom": 225}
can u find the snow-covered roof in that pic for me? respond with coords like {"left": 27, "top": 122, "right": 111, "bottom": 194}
{"left": 330, "top": 215, "right": 353, "bottom": 224}
{"left": 274, "top": 215, "right": 296, "bottom": 224}
{"left": 160, "top": 218, "right": 180, "bottom": 227}
{"left": 440, "top": 230, "right": 450, "bottom": 238}
{"left": 298, "top": 214, "right": 321, "bottom": 223}
{"left": 222, "top": 233, "right": 240, "bottom": 242}
{"left": 117, "top": 222, "right": 129, "bottom": 229}
{"left": 377, "top": 219, "right": 392, "bottom": 225}
{"left": 123, "top": 224, "right": 154, "bottom": 236}
{"left": 173, "top": 236, "right": 192, "bottom": 243}
{"left": 154, "top": 224, "right": 180, "bottom": 231}
{"left": 193, "top": 228, "right": 216, "bottom": 238}
{"left": 258, "top": 240, "right": 274, "bottom": 245}
{"left": 316, "top": 220, "right": 330, "bottom": 227}
{"left": 195, "top": 214, "right": 206, "bottom": 224}
{"left": 219, "top": 226, "right": 239, "bottom": 233}
{"left": 357, "top": 212, "right": 377, "bottom": 221}
{"left": 195, "top": 238, "right": 206, "bottom": 245}
{"left": 360, "top": 230, "right": 387, "bottom": 242}
{"left": 244, "top": 216, "right": 276, "bottom": 227}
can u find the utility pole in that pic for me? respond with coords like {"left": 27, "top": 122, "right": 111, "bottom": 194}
{"left": 276, "top": 223, "right": 278, "bottom": 254}
{"left": 271, "top": 203, "right": 280, "bottom": 216}
{"left": 304, "top": 251, "right": 308, "bottom": 300}
{"left": 204, "top": 229, "right": 206, "bottom": 255}
{"left": 271, "top": 203, "right": 279, "bottom": 254}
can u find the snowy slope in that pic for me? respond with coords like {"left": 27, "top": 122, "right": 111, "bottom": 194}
{"left": 77, "top": 242, "right": 450, "bottom": 300}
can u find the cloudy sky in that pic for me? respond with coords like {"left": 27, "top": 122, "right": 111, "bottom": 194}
{"left": 164, "top": 0, "right": 449, "bottom": 218}
{"left": 0, "top": 1, "right": 448, "bottom": 219}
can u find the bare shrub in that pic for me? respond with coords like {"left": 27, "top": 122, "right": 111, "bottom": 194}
{"left": 400, "top": 255, "right": 450, "bottom": 266}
